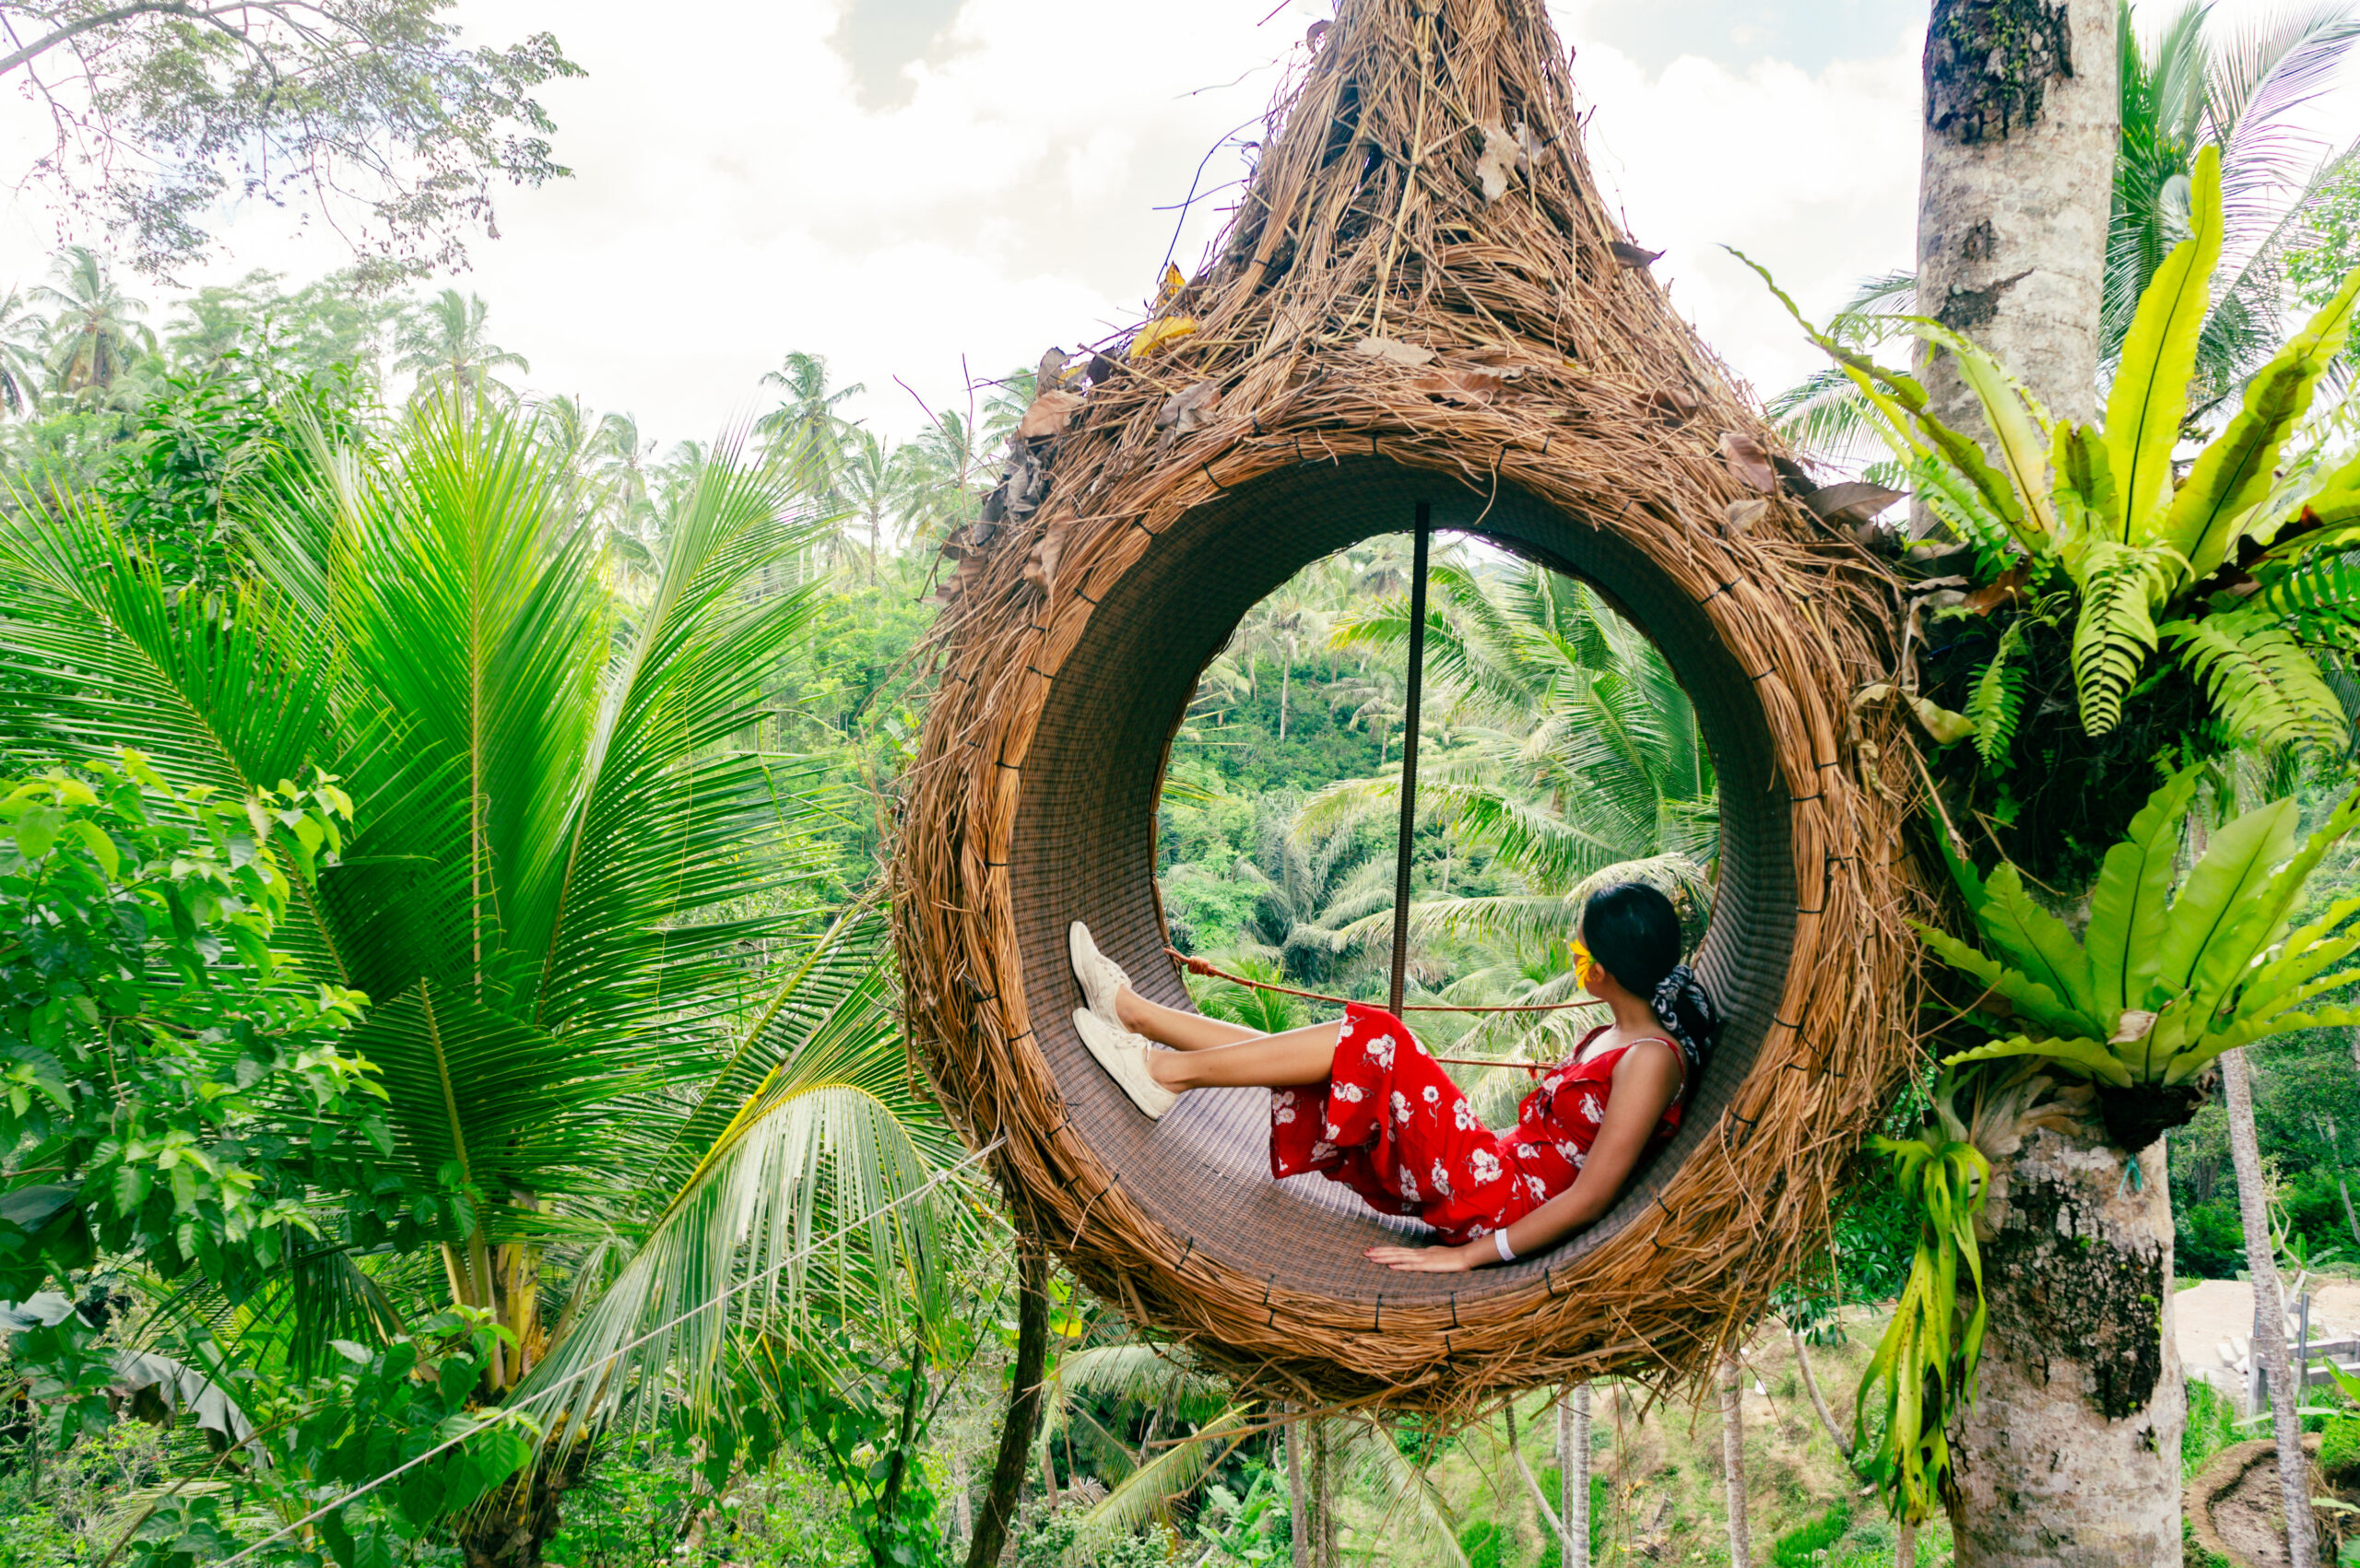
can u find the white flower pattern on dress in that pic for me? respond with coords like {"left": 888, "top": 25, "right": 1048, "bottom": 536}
{"left": 1467, "top": 1147, "right": 1502, "bottom": 1185}
{"left": 1391, "top": 1090, "right": 1410, "bottom": 1125}
{"left": 1429, "top": 1160, "right": 1453, "bottom": 1197}
{"left": 1398, "top": 1166, "right": 1422, "bottom": 1201}
{"left": 1366, "top": 1033, "right": 1397, "bottom": 1067}
{"left": 1525, "top": 1174, "right": 1548, "bottom": 1201}
{"left": 1273, "top": 1104, "right": 1295, "bottom": 1125}
{"left": 1422, "top": 1085, "right": 1439, "bottom": 1104}
{"left": 1453, "top": 1099, "right": 1480, "bottom": 1131}
{"left": 1333, "top": 1081, "right": 1365, "bottom": 1104}
{"left": 1310, "top": 1141, "right": 1336, "bottom": 1161}
{"left": 1577, "top": 1092, "right": 1603, "bottom": 1125}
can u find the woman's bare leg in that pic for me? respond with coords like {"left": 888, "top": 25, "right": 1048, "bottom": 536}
{"left": 1147, "top": 1020, "right": 1345, "bottom": 1091}
{"left": 1114, "top": 985, "right": 1262, "bottom": 1051}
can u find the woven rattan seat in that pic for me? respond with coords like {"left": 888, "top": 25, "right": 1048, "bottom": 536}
{"left": 891, "top": 0, "right": 1927, "bottom": 1408}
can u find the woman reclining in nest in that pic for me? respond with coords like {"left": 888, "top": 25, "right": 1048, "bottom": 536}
{"left": 1067, "top": 882, "right": 1717, "bottom": 1274}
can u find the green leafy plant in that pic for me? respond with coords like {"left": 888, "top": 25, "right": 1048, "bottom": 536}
{"left": 1917, "top": 768, "right": 2360, "bottom": 1145}
{"left": 112, "top": 1312, "right": 536, "bottom": 1568}
{"left": 1742, "top": 142, "right": 2360, "bottom": 756}
{"left": 1854, "top": 1121, "right": 1988, "bottom": 1527}
{"left": 0, "top": 750, "right": 382, "bottom": 1314}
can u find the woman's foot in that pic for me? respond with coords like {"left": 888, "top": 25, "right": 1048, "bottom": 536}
{"left": 1069, "top": 921, "right": 1131, "bottom": 1024}
{"left": 1072, "top": 1009, "right": 1178, "bottom": 1119}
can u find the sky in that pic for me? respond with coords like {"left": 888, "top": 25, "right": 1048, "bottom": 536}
{"left": 0, "top": 0, "right": 2339, "bottom": 451}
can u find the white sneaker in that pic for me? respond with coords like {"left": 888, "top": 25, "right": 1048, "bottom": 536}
{"left": 1073, "top": 1009, "right": 1178, "bottom": 1120}
{"left": 1069, "top": 921, "right": 1132, "bottom": 1024}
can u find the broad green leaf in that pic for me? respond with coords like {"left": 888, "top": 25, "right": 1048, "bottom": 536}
{"left": 2238, "top": 893, "right": 2360, "bottom": 1020}
{"left": 1974, "top": 865, "right": 2097, "bottom": 1020}
{"left": 2050, "top": 420, "right": 2118, "bottom": 562}
{"left": 1942, "top": 1034, "right": 2133, "bottom": 1087}
{"left": 2085, "top": 770, "right": 2201, "bottom": 1015}
{"left": 2161, "top": 262, "right": 2360, "bottom": 581}
{"left": 2154, "top": 796, "right": 2299, "bottom": 999}
{"left": 2189, "top": 786, "right": 2360, "bottom": 1005}
{"left": 2106, "top": 145, "right": 2224, "bottom": 538}
{"left": 67, "top": 819, "right": 119, "bottom": 880}
{"left": 1911, "top": 923, "right": 2101, "bottom": 1037}
{"left": 1914, "top": 320, "right": 2056, "bottom": 545}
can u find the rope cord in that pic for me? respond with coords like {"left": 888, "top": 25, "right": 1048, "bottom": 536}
{"left": 214, "top": 1137, "right": 1009, "bottom": 1568}
{"left": 1165, "top": 948, "right": 1591, "bottom": 1070}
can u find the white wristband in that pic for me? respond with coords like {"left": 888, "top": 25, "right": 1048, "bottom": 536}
{"left": 1493, "top": 1229, "right": 1516, "bottom": 1263}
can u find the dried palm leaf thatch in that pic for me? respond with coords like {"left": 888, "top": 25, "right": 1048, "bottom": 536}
{"left": 889, "top": 0, "right": 1930, "bottom": 1413}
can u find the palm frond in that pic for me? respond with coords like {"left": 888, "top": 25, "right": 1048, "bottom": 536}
{"left": 505, "top": 925, "right": 967, "bottom": 1443}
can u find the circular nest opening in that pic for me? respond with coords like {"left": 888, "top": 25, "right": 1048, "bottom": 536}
{"left": 1021, "top": 456, "right": 1788, "bottom": 1299}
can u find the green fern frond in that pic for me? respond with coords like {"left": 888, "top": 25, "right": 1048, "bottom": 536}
{"left": 2256, "top": 548, "right": 2360, "bottom": 642}
{"left": 2069, "top": 543, "right": 2173, "bottom": 737}
{"left": 1965, "top": 622, "right": 2027, "bottom": 768}
{"left": 2163, "top": 606, "right": 2347, "bottom": 749}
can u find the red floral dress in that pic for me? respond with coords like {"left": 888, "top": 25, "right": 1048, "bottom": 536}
{"left": 1268, "top": 1004, "right": 1688, "bottom": 1245}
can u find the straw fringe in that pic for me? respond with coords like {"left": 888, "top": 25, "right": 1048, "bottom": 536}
{"left": 890, "top": 0, "right": 1929, "bottom": 1412}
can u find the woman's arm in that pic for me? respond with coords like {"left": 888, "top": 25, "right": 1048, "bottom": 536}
{"left": 1368, "top": 1041, "right": 1684, "bottom": 1273}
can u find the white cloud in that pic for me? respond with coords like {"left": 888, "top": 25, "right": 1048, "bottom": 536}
{"left": 0, "top": 0, "right": 1926, "bottom": 448}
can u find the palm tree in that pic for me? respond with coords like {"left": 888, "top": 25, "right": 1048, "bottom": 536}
{"left": 592, "top": 409, "right": 658, "bottom": 537}
{"left": 0, "top": 289, "right": 49, "bottom": 414}
{"left": 34, "top": 244, "right": 154, "bottom": 398}
{"left": 533, "top": 392, "right": 596, "bottom": 473}
{"left": 2111, "top": 1, "right": 2360, "bottom": 409}
{"left": 0, "top": 397, "right": 961, "bottom": 1562}
{"left": 757, "top": 349, "right": 863, "bottom": 489}
{"left": 837, "top": 427, "right": 923, "bottom": 582}
{"left": 1781, "top": 2, "right": 2360, "bottom": 468}
{"left": 393, "top": 288, "right": 529, "bottom": 407}
{"left": 903, "top": 408, "right": 988, "bottom": 550}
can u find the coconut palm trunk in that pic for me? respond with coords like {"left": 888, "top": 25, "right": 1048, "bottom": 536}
{"left": 1559, "top": 1384, "right": 1589, "bottom": 1568}
{"left": 1286, "top": 1413, "right": 1309, "bottom": 1568}
{"left": 1917, "top": 0, "right": 2117, "bottom": 443}
{"left": 1918, "top": 4, "right": 2189, "bottom": 1559}
{"left": 1947, "top": 1126, "right": 2187, "bottom": 1563}
{"left": 1717, "top": 1355, "right": 1750, "bottom": 1568}
{"left": 2225, "top": 1046, "right": 2319, "bottom": 1568}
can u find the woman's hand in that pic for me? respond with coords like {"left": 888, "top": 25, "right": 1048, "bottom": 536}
{"left": 1364, "top": 1241, "right": 1489, "bottom": 1273}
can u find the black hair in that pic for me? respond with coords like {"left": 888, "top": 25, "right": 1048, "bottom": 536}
{"left": 1581, "top": 881, "right": 1718, "bottom": 1084}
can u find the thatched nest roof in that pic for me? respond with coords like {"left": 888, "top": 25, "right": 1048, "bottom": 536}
{"left": 889, "top": 0, "right": 1930, "bottom": 1411}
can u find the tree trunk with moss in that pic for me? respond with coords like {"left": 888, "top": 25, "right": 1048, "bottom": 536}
{"left": 1946, "top": 1127, "right": 2186, "bottom": 1565}
{"left": 1917, "top": 0, "right": 2116, "bottom": 455}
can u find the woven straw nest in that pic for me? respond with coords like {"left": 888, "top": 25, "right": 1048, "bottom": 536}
{"left": 889, "top": 0, "right": 1932, "bottom": 1412}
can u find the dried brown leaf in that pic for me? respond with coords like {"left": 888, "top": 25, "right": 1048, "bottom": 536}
{"left": 1644, "top": 388, "right": 1700, "bottom": 421}
{"left": 1406, "top": 365, "right": 1515, "bottom": 405}
{"left": 1155, "top": 379, "right": 1222, "bottom": 436}
{"left": 1353, "top": 336, "right": 1437, "bottom": 367}
{"left": 1474, "top": 122, "right": 1528, "bottom": 203}
{"left": 1802, "top": 481, "right": 1906, "bottom": 528}
{"left": 1719, "top": 430, "right": 1776, "bottom": 493}
{"left": 1611, "top": 241, "right": 1663, "bottom": 269}
{"left": 1723, "top": 499, "right": 1770, "bottom": 536}
{"left": 1958, "top": 562, "right": 2029, "bottom": 617}
{"left": 1019, "top": 390, "right": 1084, "bottom": 441}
